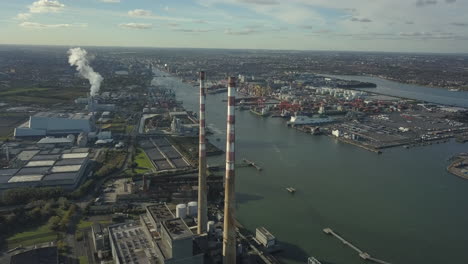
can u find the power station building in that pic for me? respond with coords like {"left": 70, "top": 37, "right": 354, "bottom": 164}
{"left": 107, "top": 204, "right": 204, "bottom": 264}
{"left": 14, "top": 112, "right": 94, "bottom": 137}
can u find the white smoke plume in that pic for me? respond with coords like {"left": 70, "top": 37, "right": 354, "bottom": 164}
{"left": 67, "top": 47, "right": 103, "bottom": 96}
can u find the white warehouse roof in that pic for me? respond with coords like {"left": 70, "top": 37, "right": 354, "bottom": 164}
{"left": 61, "top": 153, "right": 88, "bottom": 159}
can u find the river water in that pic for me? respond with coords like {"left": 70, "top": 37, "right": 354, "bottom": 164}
{"left": 325, "top": 74, "right": 468, "bottom": 108}
{"left": 152, "top": 71, "right": 468, "bottom": 264}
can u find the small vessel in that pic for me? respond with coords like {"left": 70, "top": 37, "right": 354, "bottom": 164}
{"left": 250, "top": 107, "right": 270, "bottom": 117}
{"left": 449, "top": 88, "right": 460, "bottom": 92}
{"left": 307, "top": 256, "right": 322, "bottom": 264}
{"left": 286, "top": 187, "right": 296, "bottom": 193}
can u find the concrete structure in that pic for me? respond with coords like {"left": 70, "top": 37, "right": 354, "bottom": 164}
{"left": 176, "top": 204, "right": 187, "bottom": 219}
{"left": 0, "top": 147, "right": 89, "bottom": 190}
{"left": 198, "top": 71, "right": 208, "bottom": 235}
{"left": 108, "top": 222, "right": 158, "bottom": 264}
{"left": 14, "top": 112, "right": 94, "bottom": 137}
{"left": 105, "top": 204, "right": 204, "bottom": 264}
{"left": 223, "top": 77, "right": 237, "bottom": 264}
{"left": 37, "top": 137, "right": 74, "bottom": 148}
{"left": 255, "top": 227, "right": 276, "bottom": 248}
{"left": 187, "top": 201, "right": 198, "bottom": 217}
{"left": 92, "top": 223, "right": 110, "bottom": 253}
{"left": 77, "top": 132, "right": 88, "bottom": 147}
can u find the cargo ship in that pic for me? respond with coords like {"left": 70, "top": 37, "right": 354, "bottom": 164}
{"left": 287, "top": 115, "right": 334, "bottom": 126}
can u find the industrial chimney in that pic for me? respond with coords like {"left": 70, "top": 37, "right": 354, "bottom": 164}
{"left": 197, "top": 71, "right": 208, "bottom": 234}
{"left": 223, "top": 77, "right": 236, "bottom": 263}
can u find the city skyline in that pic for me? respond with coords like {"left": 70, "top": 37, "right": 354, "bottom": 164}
{"left": 1, "top": 0, "right": 468, "bottom": 53}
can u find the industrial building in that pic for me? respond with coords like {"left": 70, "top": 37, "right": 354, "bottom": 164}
{"left": 14, "top": 112, "right": 94, "bottom": 137}
{"left": 0, "top": 147, "right": 90, "bottom": 190}
{"left": 92, "top": 223, "right": 110, "bottom": 256}
{"left": 107, "top": 203, "right": 204, "bottom": 264}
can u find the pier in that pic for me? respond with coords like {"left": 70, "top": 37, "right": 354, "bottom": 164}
{"left": 323, "top": 228, "right": 391, "bottom": 264}
{"left": 243, "top": 158, "right": 263, "bottom": 171}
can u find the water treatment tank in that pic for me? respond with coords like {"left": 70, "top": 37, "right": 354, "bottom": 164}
{"left": 187, "top": 201, "right": 198, "bottom": 217}
{"left": 176, "top": 204, "right": 187, "bottom": 219}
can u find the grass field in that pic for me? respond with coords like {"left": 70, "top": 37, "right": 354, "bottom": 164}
{"left": 134, "top": 148, "right": 155, "bottom": 173}
{"left": 79, "top": 255, "right": 88, "bottom": 264}
{"left": 0, "top": 86, "right": 87, "bottom": 105}
{"left": 6, "top": 223, "right": 58, "bottom": 249}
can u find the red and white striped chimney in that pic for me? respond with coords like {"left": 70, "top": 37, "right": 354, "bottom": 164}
{"left": 197, "top": 71, "right": 208, "bottom": 234}
{"left": 223, "top": 77, "right": 236, "bottom": 263}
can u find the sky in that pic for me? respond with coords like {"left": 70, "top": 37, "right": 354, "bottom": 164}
{"left": 1, "top": 0, "right": 468, "bottom": 53}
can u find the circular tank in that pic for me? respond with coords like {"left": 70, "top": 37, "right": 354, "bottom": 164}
{"left": 187, "top": 201, "right": 198, "bottom": 217}
{"left": 207, "top": 221, "right": 215, "bottom": 233}
{"left": 176, "top": 204, "right": 187, "bottom": 219}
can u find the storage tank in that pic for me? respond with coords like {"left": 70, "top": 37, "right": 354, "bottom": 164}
{"left": 207, "top": 221, "right": 215, "bottom": 233}
{"left": 187, "top": 201, "right": 198, "bottom": 217}
{"left": 176, "top": 204, "right": 187, "bottom": 219}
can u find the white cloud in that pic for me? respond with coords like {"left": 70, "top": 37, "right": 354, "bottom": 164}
{"left": 236, "top": 0, "right": 279, "bottom": 4}
{"left": 225, "top": 28, "right": 258, "bottom": 35}
{"left": 173, "top": 28, "right": 212, "bottom": 33}
{"left": 19, "top": 21, "right": 85, "bottom": 29}
{"left": 15, "top": 13, "right": 32, "bottom": 20}
{"left": 119, "top": 23, "right": 152, "bottom": 29}
{"left": 128, "top": 9, "right": 153, "bottom": 17}
{"left": 29, "top": 0, "right": 65, "bottom": 13}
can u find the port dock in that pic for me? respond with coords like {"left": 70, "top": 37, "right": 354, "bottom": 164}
{"left": 323, "top": 228, "right": 391, "bottom": 264}
{"left": 243, "top": 158, "right": 262, "bottom": 171}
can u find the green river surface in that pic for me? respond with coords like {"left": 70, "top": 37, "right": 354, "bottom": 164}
{"left": 152, "top": 72, "right": 468, "bottom": 264}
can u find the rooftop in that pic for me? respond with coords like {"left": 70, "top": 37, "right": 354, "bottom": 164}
{"left": 108, "top": 222, "right": 159, "bottom": 264}
{"left": 8, "top": 175, "right": 44, "bottom": 183}
{"left": 34, "top": 112, "right": 91, "bottom": 120}
{"left": 25, "top": 160, "right": 55, "bottom": 167}
{"left": 162, "top": 218, "right": 193, "bottom": 240}
{"left": 51, "top": 165, "right": 82, "bottom": 173}
{"left": 147, "top": 204, "right": 174, "bottom": 223}
{"left": 61, "top": 153, "right": 88, "bottom": 159}
{"left": 37, "top": 137, "right": 73, "bottom": 144}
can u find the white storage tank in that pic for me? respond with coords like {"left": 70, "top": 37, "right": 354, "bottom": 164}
{"left": 187, "top": 201, "right": 198, "bottom": 217}
{"left": 207, "top": 221, "right": 215, "bottom": 233}
{"left": 176, "top": 204, "right": 187, "bottom": 219}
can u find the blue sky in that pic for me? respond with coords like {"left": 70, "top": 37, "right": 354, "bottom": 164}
{"left": 1, "top": 0, "right": 468, "bottom": 53}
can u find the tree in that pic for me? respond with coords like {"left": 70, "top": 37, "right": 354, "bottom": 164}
{"left": 48, "top": 216, "right": 61, "bottom": 231}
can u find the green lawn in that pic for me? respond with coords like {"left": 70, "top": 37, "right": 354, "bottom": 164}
{"left": 0, "top": 87, "right": 50, "bottom": 96}
{"left": 6, "top": 223, "right": 58, "bottom": 249}
{"left": 134, "top": 148, "right": 155, "bottom": 173}
{"left": 79, "top": 256, "right": 88, "bottom": 264}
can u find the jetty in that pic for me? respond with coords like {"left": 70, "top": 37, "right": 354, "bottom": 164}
{"left": 243, "top": 158, "right": 262, "bottom": 171}
{"left": 323, "top": 228, "right": 391, "bottom": 264}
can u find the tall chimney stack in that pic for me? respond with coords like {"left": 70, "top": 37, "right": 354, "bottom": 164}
{"left": 197, "top": 71, "right": 208, "bottom": 234}
{"left": 223, "top": 77, "right": 236, "bottom": 263}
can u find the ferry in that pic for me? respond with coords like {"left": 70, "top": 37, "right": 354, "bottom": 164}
{"left": 287, "top": 115, "right": 334, "bottom": 126}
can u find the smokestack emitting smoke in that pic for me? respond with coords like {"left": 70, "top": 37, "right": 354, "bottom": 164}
{"left": 197, "top": 71, "right": 208, "bottom": 234}
{"left": 67, "top": 47, "right": 103, "bottom": 96}
{"left": 223, "top": 77, "right": 236, "bottom": 264}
